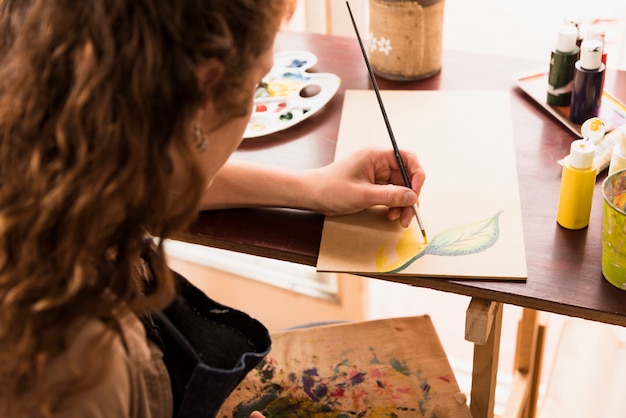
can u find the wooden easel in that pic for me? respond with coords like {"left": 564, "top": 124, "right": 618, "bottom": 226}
{"left": 466, "top": 300, "right": 546, "bottom": 418}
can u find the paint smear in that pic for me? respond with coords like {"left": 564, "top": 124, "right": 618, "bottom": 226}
{"left": 376, "top": 228, "right": 427, "bottom": 272}
{"left": 230, "top": 352, "right": 436, "bottom": 417}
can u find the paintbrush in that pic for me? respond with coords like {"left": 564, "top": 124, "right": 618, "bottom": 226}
{"left": 345, "top": 1, "right": 428, "bottom": 244}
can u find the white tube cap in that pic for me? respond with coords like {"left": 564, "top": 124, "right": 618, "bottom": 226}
{"left": 569, "top": 139, "right": 595, "bottom": 169}
{"left": 555, "top": 24, "right": 578, "bottom": 53}
{"left": 579, "top": 40, "right": 603, "bottom": 70}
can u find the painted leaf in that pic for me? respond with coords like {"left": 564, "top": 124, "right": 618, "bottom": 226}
{"left": 426, "top": 211, "right": 503, "bottom": 257}
{"left": 379, "top": 211, "right": 503, "bottom": 273}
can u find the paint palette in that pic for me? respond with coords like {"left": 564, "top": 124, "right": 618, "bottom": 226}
{"left": 243, "top": 51, "right": 341, "bottom": 139}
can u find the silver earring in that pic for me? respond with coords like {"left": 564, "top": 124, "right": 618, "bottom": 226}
{"left": 193, "top": 124, "right": 207, "bottom": 152}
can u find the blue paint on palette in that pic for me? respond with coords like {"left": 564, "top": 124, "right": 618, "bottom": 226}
{"left": 287, "top": 58, "right": 308, "bottom": 68}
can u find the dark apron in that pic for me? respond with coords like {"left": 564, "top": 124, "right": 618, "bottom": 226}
{"left": 143, "top": 269, "right": 271, "bottom": 418}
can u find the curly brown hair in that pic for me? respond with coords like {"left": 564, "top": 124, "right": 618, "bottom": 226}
{"left": 0, "top": 0, "right": 287, "bottom": 415}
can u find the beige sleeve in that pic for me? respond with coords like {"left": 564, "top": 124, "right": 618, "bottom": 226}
{"left": 50, "top": 314, "right": 171, "bottom": 418}
{"left": 50, "top": 320, "right": 134, "bottom": 418}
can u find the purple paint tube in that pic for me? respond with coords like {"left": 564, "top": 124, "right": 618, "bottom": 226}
{"left": 570, "top": 40, "right": 605, "bottom": 125}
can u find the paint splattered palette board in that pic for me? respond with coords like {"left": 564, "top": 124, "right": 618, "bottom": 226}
{"left": 219, "top": 316, "right": 472, "bottom": 417}
{"left": 243, "top": 51, "right": 341, "bottom": 139}
{"left": 515, "top": 68, "right": 626, "bottom": 137}
{"left": 317, "top": 90, "right": 528, "bottom": 281}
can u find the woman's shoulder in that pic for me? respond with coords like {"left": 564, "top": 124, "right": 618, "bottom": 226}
{"left": 46, "top": 311, "right": 172, "bottom": 418}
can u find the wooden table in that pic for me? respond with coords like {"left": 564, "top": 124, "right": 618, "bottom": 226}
{"left": 175, "top": 31, "right": 626, "bottom": 417}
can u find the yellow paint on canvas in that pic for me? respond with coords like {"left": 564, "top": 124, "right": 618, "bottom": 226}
{"left": 376, "top": 228, "right": 427, "bottom": 272}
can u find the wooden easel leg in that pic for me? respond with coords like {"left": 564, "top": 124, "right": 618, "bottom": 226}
{"left": 465, "top": 298, "right": 503, "bottom": 418}
{"left": 527, "top": 320, "right": 545, "bottom": 418}
{"left": 502, "top": 308, "right": 547, "bottom": 418}
{"left": 519, "top": 309, "right": 546, "bottom": 418}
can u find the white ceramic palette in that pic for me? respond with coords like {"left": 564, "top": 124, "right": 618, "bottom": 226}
{"left": 243, "top": 51, "right": 341, "bottom": 139}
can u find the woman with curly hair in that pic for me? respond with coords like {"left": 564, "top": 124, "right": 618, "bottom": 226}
{"left": 0, "top": 0, "right": 425, "bottom": 416}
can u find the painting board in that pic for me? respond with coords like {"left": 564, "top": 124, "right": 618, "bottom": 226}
{"left": 316, "top": 90, "right": 527, "bottom": 280}
{"left": 219, "top": 316, "right": 472, "bottom": 417}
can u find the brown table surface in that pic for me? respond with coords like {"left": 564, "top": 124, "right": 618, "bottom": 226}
{"left": 176, "top": 31, "right": 626, "bottom": 327}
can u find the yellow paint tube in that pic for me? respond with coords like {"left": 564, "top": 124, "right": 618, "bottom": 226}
{"left": 557, "top": 139, "right": 597, "bottom": 229}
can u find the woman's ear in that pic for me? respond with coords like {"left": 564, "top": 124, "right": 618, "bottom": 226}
{"left": 196, "top": 58, "right": 224, "bottom": 107}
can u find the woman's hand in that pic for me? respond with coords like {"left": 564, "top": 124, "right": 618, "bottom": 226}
{"left": 305, "top": 148, "right": 425, "bottom": 227}
{"left": 202, "top": 148, "right": 425, "bottom": 228}
{"left": 250, "top": 411, "right": 265, "bottom": 418}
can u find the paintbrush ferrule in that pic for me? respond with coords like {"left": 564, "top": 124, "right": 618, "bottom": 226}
{"left": 412, "top": 204, "right": 428, "bottom": 244}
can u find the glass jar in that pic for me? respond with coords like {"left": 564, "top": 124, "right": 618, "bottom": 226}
{"left": 368, "top": 0, "right": 445, "bottom": 81}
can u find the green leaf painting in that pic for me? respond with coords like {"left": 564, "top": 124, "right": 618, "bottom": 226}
{"left": 376, "top": 211, "right": 503, "bottom": 273}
